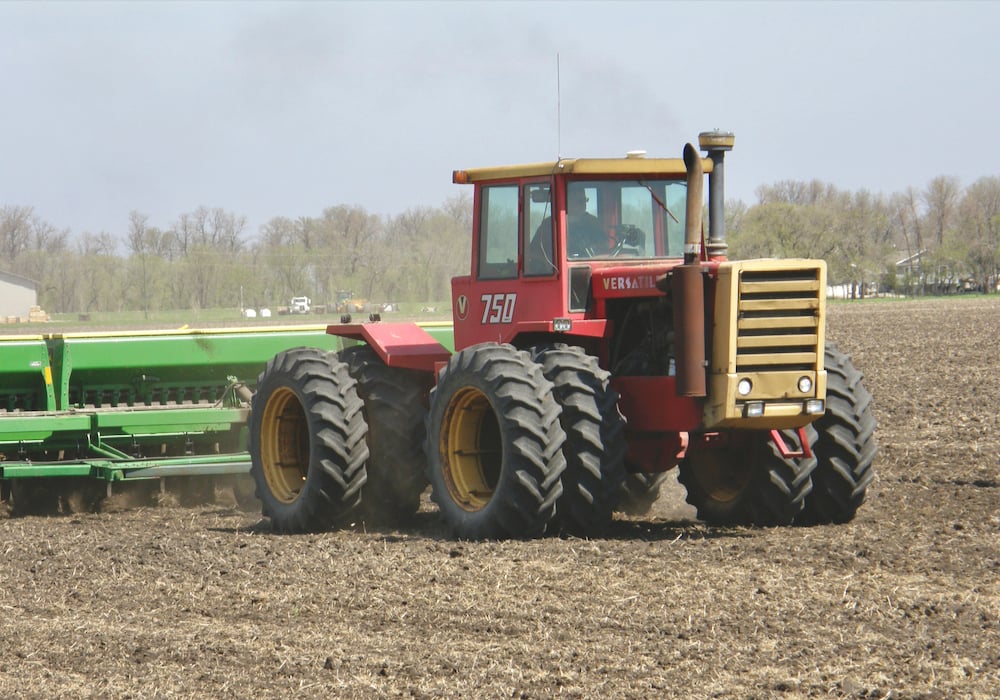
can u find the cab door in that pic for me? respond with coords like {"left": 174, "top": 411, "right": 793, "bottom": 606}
{"left": 453, "top": 180, "right": 564, "bottom": 349}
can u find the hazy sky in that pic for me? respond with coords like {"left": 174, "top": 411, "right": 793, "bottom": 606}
{"left": 1, "top": 0, "right": 997, "bottom": 240}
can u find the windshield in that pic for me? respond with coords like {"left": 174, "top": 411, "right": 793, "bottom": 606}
{"left": 566, "top": 179, "right": 688, "bottom": 260}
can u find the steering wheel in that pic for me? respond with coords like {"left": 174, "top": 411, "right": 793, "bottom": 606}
{"left": 611, "top": 225, "right": 645, "bottom": 256}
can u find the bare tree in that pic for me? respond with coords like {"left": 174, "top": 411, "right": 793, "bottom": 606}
{"left": 0, "top": 205, "right": 34, "bottom": 261}
{"left": 952, "top": 176, "right": 1000, "bottom": 291}
{"left": 126, "top": 211, "right": 170, "bottom": 318}
{"left": 166, "top": 207, "right": 248, "bottom": 309}
{"left": 923, "top": 176, "right": 962, "bottom": 248}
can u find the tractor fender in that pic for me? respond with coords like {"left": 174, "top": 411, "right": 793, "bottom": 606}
{"left": 327, "top": 322, "right": 451, "bottom": 373}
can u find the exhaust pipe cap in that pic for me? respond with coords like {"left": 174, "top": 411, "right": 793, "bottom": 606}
{"left": 698, "top": 130, "right": 735, "bottom": 152}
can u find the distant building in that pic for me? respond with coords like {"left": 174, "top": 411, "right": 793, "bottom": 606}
{"left": 895, "top": 250, "right": 928, "bottom": 279}
{"left": 0, "top": 270, "right": 38, "bottom": 319}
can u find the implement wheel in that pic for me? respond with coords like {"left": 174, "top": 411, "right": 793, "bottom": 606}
{"left": 341, "top": 345, "right": 430, "bottom": 526}
{"left": 797, "top": 345, "right": 877, "bottom": 525}
{"left": 678, "top": 430, "right": 816, "bottom": 526}
{"left": 532, "top": 344, "right": 626, "bottom": 535}
{"left": 249, "top": 347, "right": 369, "bottom": 533}
{"left": 425, "top": 343, "right": 566, "bottom": 540}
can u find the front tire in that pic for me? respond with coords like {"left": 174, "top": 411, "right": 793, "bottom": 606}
{"left": 532, "top": 344, "right": 626, "bottom": 535}
{"left": 249, "top": 348, "right": 369, "bottom": 533}
{"left": 424, "top": 344, "right": 566, "bottom": 540}
{"left": 678, "top": 430, "right": 816, "bottom": 526}
{"left": 797, "top": 346, "right": 877, "bottom": 525}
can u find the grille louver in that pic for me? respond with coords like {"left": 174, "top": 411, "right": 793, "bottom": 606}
{"left": 735, "top": 268, "right": 822, "bottom": 372}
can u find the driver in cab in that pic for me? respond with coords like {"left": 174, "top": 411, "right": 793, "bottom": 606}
{"left": 564, "top": 186, "right": 608, "bottom": 257}
{"left": 526, "top": 185, "right": 609, "bottom": 276}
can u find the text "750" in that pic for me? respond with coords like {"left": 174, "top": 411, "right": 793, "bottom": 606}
{"left": 481, "top": 293, "right": 517, "bottom": 324}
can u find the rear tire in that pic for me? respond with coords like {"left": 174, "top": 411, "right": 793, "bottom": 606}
{"left": 678, "top": 430, "right": 816, "bottom": 526}
{"left": 797, "top": 345, "right": 877, "bottom": 525}
{"left": 249, "top": 347, "right": 369, "bottom": 533}
{"left": 341, "top": 345, "right": 429, "bottom": 526}
{"left": 424, "top": 343, "right": 566, "bottom": 539}
{"left": 532, "top": 344, "right": 626, "bottom": 535}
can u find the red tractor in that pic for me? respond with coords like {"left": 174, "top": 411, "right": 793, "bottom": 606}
{"left": 248, "top": 132, "right": 876, "bottom": 539}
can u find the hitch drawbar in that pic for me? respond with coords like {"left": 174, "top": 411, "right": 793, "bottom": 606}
{"left": 770, "top": 428, "right": 813, "bottom": 459}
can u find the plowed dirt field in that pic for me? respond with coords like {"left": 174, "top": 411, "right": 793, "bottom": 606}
{"left": 2, "top": 298, "right": 998, "bottom": 699}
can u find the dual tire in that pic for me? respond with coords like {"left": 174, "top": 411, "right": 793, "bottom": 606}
{"left": 531, "top": 344, "right": 627, "bottom": 534}
{"left": 796, "top": 345, "right": 877, "bottom": 525}
{"left": 678, "top": 428, "right": 817, "bottom": 526}
{"left": 423, "top": 343, "right": 566, "bottom": 539}
{"left": 340, "top": 345, "right": 429, "bottom": 526}
{"left": 248, "top": 348, "right": 369, "bottom": 533}
{"left": 678, "top": 344, "right": 876, "bottom": 527}
{"left": 249, "top": 345, "right": 431, "bottom": 533}
{"left": 423, "top": 343, "right": 628, "bottom": 539}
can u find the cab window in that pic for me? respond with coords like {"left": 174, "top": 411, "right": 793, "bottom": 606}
{"left": 565, "top": 179, "right": 688, "bottom": 258}
{"left": 524, "top": 183, "right": 555, "bottom": 276}
{"left": 478, "top": 185, "right": 519, "bottom": 280}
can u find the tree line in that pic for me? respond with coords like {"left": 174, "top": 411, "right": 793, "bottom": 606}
{"left": 0, "top": 196, "right": 472, "bottom": 314}
{"left": 3, "top": 174, "right": 999, "bottom": 314}
{"left": 727, "top": 175, "right": 1000, "bottom": 297}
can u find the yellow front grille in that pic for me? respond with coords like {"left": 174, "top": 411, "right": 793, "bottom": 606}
{"left": 705, "top": 259, "right": 827, "bottom": 429}
{"left": 734, "top": 267, "right": 823, "bottom": 372}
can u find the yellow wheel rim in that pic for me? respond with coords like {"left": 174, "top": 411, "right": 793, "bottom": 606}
{"left": 439, "top": 386, "right": 501, "bottom": 512}
{"left": 259, "top": 386, "right": 309, "bottom": 504}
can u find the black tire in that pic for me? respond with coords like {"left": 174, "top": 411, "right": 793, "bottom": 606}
{"left": 424, "top": 343, "right": 566, "bottom": 540}
{"left": 249, "top": 347, "right": 369, "bottom": 533}
{"left": 678, "top": 430, "right": 816, "bottom": 526}
{"left": 341, "top": 345, "right": 430, "bottom": 526}
{"left": 531, "top": 344, "right": 626, "bottom": 535}
{"left": 617, "top": 471, "right": 669, "bottom": 516}
{"left": 797, "top": 345, "right": 877, "bottom": 525}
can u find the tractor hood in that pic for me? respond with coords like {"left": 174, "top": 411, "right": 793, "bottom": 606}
{"left": 588, "top": 261, "right": 720, "bottom": 301}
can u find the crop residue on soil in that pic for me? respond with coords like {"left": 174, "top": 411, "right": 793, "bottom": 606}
{"left": 2, "top": 297, "right": 999, "bottom": 699}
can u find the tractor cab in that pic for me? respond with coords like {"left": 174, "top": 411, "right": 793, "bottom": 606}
{"left": 450, "top": 152, "right": 717, "bottom": 352}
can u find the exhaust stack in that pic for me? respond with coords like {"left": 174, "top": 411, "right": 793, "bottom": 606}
{"left": 670, "top": 143, "right": 707, "bottom": 397}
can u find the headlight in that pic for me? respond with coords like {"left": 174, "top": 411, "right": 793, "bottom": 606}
{"left": 797, "top": 376, "right": 813, "bottom": 393}
{"left": 806, "top": 399, "right": 825, "bottom": 415}
{"left": 737, "top": 378, "right": 753, "bottom": 396}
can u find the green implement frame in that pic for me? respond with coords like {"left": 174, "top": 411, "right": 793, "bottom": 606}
{"left": 0, "top": 323, "right": 456, "bottom": 485}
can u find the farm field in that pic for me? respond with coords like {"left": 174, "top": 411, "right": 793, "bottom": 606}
{"left": 2, "top": 297, "right": 999, "bottom": 699}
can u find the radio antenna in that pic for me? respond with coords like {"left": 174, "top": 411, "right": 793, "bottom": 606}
{"left": 556, "top": 53, "right": 562, "bottom": 160}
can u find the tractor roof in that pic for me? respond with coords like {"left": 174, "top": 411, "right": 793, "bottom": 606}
{"left": 452, "top": 155, "right": 713, "bottom": 184}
